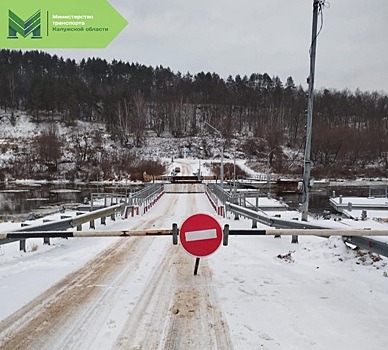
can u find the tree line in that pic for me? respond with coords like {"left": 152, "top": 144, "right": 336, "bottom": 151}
{"left": 1, "top": 49, "right": 387, "bottom": 176}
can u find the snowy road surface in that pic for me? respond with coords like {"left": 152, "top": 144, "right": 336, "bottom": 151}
{"left": 0, "top": 193, "right": 234, "bottom": 349}
{"left": 1, "top": 183, "right": 388, "bottom": 347}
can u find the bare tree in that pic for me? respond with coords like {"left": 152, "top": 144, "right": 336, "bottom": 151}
{"left": 132, "top": 92, "right": 146, "bottom": 147}
{"left": 116, "top": 98, "right": 131, "bottom": 145}
{"left": 34, "top": 126, "right": 62, "bottom": 171}
{"left": 262, "top": 122, "right": 284, "bottom": 166}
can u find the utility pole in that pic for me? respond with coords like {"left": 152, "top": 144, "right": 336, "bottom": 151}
{"left": 301, "top": 0, "right": 320, "bottom": 222}
{"left": 294, "top": 0, "right": 322, "bottom": 244}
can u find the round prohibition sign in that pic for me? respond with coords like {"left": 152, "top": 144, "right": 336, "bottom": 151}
{"left": 180, "top": 213, "right": 223, "bottom": 257}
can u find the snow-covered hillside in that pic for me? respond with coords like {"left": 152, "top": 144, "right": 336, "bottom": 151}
{"left": 0, "top": 112, "right": 254, "bottom": 182}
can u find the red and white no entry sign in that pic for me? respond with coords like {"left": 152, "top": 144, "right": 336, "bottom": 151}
{"left": 180, "top": 213, "right": 223, "bottom": 257}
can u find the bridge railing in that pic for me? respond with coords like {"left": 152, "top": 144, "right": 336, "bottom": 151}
{"left": 207, "top": 183, "right": 234, "bottom": 204}
{"left": 90, "top": 193, "right": 127, "bottom": 210}
{"left": 207, "top": 183, "right": 265, "bottom": 206}
{"left": 224, "top": 201, "right": 388, "bottom": 257}
{"left": 127, "top": 183, "right": 164, "bottom": 208}
{"left": 207, "top": 183, "right": 388, "bottom": 257}
{"left": 0, "top": 203, "right": 123, "bottom": 251}
{"left": 90, "top": 184, "right": 163, "bottom": 209}
{"left": 0, "top": 184, "right": 166, "bottom": 251}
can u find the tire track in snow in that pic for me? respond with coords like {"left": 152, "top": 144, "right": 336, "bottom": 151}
{"left": 0, "top": 201, "right": 178, "bottom": 349}
{"left": 113, "top": 246, "right": 234, "bottom": 350}
{"left": 54, "top": 237, "right": 164, "bottom": 349}
{"left": 56, "top": 198, "right": 186, "bottom": 349}
{"left": 113, "top": 192, "right": 233, "bottom": 349}
{"left": 162, "top": 251, "right": 234, "bottom": 350}
{"left": 0, "top": 237, "right": 143, "bottom": 350}
{"left": 0, "top": 192, "right": 232, "bottom": 349}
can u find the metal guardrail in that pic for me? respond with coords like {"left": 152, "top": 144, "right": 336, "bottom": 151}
{"left": 225, "top": 202, "right": 328, "bottom": 229}
{"left": 207, "top": 183, "right": 232, "bottom": 204}
{"left": 87, "top": 184, "right": 164, "bottom": 213}
{"left": 224, "top": 201, "right": 388, "bottom": 257}
{"left": 208, "top": 183, "right": 268, "bottom": 207}
{"left": 132, "top": 183, "right": 163, "bottom": 199}
{"left": 0, "top": 204, "right": 123, "bottom": 250}
{"left": 198, "top": 185, "right": 388, "bottom": 257}
{"left": 205, "top": 186, "right": 219, "bottom": 207}
{"left": 343, "top": 236, "right": 388, "bottom": 257}
{"left": 128, "top": 183, "right": 164, "bottom": 207}
{"left": 90, "top": 193, "right": 127, "bottom": 210}
{"left": 0, "top": 184, "right": 165, "bottom": 250}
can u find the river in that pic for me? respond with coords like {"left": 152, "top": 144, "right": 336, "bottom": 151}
{"left": 0, "top": 182, "right": 142, "bottom": 221}
{"left": 280, "top": 184, "right": 387, "bottom": 214}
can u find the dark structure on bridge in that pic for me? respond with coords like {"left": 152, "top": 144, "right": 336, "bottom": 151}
{"left": 169, "top": 175, "right": 216, "bottom": 184}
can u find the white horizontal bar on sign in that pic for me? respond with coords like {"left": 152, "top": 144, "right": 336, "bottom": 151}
{"left": 185, "top": 229, "right": 217, "bottom": 242}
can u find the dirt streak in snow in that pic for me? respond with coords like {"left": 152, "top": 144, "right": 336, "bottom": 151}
{"left": 0, "top": 192, "right": 232, "bottom": 349}
{"left": 113, "top": 245, "right": 233, "bottom": 350}
{"left": 0, "top": 237, "right": 138, "bottom": 349}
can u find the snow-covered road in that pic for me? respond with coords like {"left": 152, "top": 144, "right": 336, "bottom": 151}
{"left": 0, "top": 192, "right": 234, "bottom": 349}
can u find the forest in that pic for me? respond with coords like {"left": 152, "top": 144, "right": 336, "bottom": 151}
{"left": 0, "top": 49, "right": 387, "bottom": 179}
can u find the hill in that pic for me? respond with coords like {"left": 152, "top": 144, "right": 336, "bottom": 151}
{"left": 1, "top": 49, "right": 387, "bottom": 180}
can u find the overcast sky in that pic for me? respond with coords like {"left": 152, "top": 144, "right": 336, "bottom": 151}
{"left": 49, "top": 0, "right": 388, "bottom": 93}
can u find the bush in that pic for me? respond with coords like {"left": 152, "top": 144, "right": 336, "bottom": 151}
{"left": 129, "top": 159, "right": 166, "bottom": 181}
{"left": 211, "top": 162, "right": 246, "bottom": 179}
